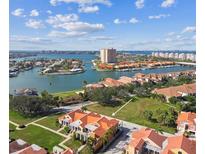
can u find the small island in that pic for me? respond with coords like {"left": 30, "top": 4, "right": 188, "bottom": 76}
{"left": 40, "top": 59, "right": 85, "bottom": 75}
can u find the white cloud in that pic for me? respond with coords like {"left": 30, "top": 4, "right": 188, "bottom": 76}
{"left": 25, "top": 19, "right": 45, "bottom": 29}
{"left": 182, "top": 26, "right": 196, "bottom": 33}
{"left": 135, "top": 0, "right": 144, "bottom": 9}
{"left": 30, "top": 9, "right": 39, "bottom": 17}
{"left": 129, "top": 18, "right": 139, "bottom": 24}
{"left": 167, "top": 32, "right": 175, "bottom": 36}
{"left": 46, "top": 14, "right": 79, "bottom": 25}
{"left": 47, "top": 10, "right": 52, "bottom": 14}
{"left": 50, "top": 0, "right": 112, "bottom": 7}
{"left": 48, "top": 30, "right": 87, "bottom": 37}
{"left": 161, "top": 0, "right": 175, "bottom": 8}
{"left": 80, "top": 36, "right": 114, "bottom": 41}
{"left": 113, "top": 18, "right": 126, "bottom": 24}
{"left": 78, "top": 5, "right": 99, "bottom": 13}
{"left": 55, "top": 22, "right": 104, "bottom": 32}
{"left": 10, "top": 35, "right": 53, "bottom": 44}
{"left": 148, "top": 14, "right": 170, "bottom": 19}
{"left": 11, "top": 8, "right": 25, "bottom": 17}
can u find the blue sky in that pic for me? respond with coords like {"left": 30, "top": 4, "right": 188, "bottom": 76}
{"left": 10, "top": 0, "right": 196, "bottom": 50}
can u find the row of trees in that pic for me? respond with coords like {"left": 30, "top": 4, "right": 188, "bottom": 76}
{"left": 10, "top": 91, "right": 60, "bottom": 117}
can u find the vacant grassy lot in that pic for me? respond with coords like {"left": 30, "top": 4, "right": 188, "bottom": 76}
{"left": 36, "top": 113, "right": 63, "bottom": 131}
{"left": 9, "top": 110, "right": 42, "bottom": 125}
{"left": 64, "top": 138, "right": 82, "bottom": 152}
{"left": 52, "top": 89, "right": 82, "bottom": 99}
{"left": 9, "top": 124, "right": 65, "bottom": 152}
{"left": 86, "top": 97, "right": 177, "bottom": 133}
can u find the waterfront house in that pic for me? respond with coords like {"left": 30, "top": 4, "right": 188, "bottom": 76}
{"left": 14, "top": 88, "right": 38, "bottom": 96}
{"left": 117, "top": 76, "right": 136, "bottom": 84}
{"left": 152, "top": 83, "right": 196, "bottom": 101}
{"left": 85, "top": 83, "right": 105, "bottom": 90}
{"left": 162, "top": 135, "right": 196, "bottom": 154}
{"left": 126, "top": 128, "right": 167, "bottom": 154}
{"left": 101, "top": 78, "right": 124, "bottom": 87}
{"left": 58, "top": 109, "right": 119, "bottom": 152}
{"left": 176, "top": 112, "right": 196, "bottom": 135}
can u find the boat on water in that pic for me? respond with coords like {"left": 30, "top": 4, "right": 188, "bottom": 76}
{"left": 9, "top": 71, "right": 18, "bottom": 78}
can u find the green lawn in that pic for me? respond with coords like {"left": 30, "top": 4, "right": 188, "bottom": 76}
{"left": 9, "top": 110, "right": 42, "bottom": 125}
{"left": 86, "top": 97, "right": 177, "bottom": 134}
{"left": 52, "top": 89, "right": 82, "bottom": 99}
{"left": 36, "top": 113, "right": 63, "bottom": 131}
{"left": 79, "top": 145, "right": 93, "bottom": 154}
{"left": 9, "top": 124, "right": 65, "bottom": 152}
{"left": 9, "top": 123, "right": 17, "bottom": 130}
{"left": 64, "top": 138, "right": 82, "bottom": 152}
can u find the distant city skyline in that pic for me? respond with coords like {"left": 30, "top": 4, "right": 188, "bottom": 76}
{"left": 10, "top": 0, "right": 196, "bottom": 51}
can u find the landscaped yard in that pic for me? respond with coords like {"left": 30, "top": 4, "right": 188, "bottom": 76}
{"left": 36, "top": 113, "right": 63, "bottom": 131}
{"left": 9, "top": 124, "right": 65, "bottom": 152}
{"left": 52, "top": 89, "right": 82, "bottom": 99}
{"left": 79, "top": 145, "right": 93, "bottom": 154}
{"left": 86, "top": 97, "right": 177, "bottom": 133}
{"left": 64, "top": 138, "right": 82, "bottom": 152}
{"left": 9, "top": 110, "right": 42, "bottom": 125}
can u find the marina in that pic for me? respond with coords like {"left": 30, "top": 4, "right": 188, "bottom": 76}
{"left": 9, "top": 53, "right": 195, "bottom": 94}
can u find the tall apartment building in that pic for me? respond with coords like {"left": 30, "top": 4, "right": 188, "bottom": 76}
{"left": 100, "top": 48, "right": 117, "bottom": 63}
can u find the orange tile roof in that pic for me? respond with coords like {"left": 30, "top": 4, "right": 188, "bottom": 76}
{"left": 94, "top": 117, "right": 119, "bottom": 138}
{"left": 60, "top": 110, "right": 119, "bottom": 138}
{"left": 103, "top": 78, "right": 124, "bottom": 87}
{"left": 80, "top": 112, "right": 101, "bottom": 127}
{"left": 177, "top": 112, "right": 196, "bottom": 125}
{"left": 62, "top": 148, "right": 74, "bottom": 154}
{"left": 118, "top": 76, "right": 134, "bottom": 84}
{"left": 130, "top": 128, "right": 167, "bottom": 149}
{"left": 162, "top": 135, "right": 196, "bottom": 154}
{"left": 152, "top": 83, "right": 196, "bottom": 97}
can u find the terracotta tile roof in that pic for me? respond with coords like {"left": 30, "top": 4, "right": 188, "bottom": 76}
{"left": 62, "top": 148, "right": 74, "bottom": 154}
{"left": 130, "top": 138, "right": 145, "bottom": 150}
{"left": 102, "top": 78, "right": 124, "bottom": 87}
{"left": 130, "top": 128, "right": 167, "bottom": 149}
{"left": 80, "top": 112, "right": 101, "bottom": 127}
{"left": 177, "top": 112, "right": 196, "bottom": 125}
{"left": 162, "top": 135, "right": 196, "bottom": 154}
{"left": 9, "top": 139, "right": 30, "bottom": 153}
{"left": 18, "top": 144, "right": 47, "bottom": 154}
{"left": 94, "top": 117, "right": 119, "bottom": 138}
{"left": 117, "top": 76, "right": 134, "bottom": 84}
{"left": 59, "top": 109, "right": 87, "bottom": 122}
{"left": 152, "top": 83, "right": 196, "bottom": 98}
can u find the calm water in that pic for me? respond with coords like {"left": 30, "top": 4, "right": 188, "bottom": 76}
{"left": 9, "top": 53, "right": 195, "bottom": 93}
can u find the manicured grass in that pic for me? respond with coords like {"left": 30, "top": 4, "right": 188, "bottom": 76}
{"left": 36, "top": 113, "right": 63, "bottom": 131}
{"left": 9, "top": 124, "right": 65, "bottom": 152}
{"left": 9, "top": 110, "right": 42, "bottom": 125}
{"left": 52, "top": 89, "right": 82, "bottom": 99}
{"left": 9, "top": 123, "right": 17, "bottom": 130}
{"left": 86, "top": 97, "right": 177, "bottom": 134}
{"left": 79, "top": 145, "right": 93, "bottom": 154}
{"left": 64, "top": 138, "right": 82, "bottom": 152}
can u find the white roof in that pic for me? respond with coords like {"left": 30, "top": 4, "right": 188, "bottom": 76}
{"left": 16, "top": 139, "right": 27, "bottom": 145}
{"left": 70, "top": 120, "right": 82, "bottom": 127}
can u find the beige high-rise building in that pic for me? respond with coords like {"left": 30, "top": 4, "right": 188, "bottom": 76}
{"left": 100, "top": 48, "right": 117, "bottom": 63}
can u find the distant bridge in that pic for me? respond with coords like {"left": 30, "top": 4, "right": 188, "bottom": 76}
{"left": 176, "top": 62, "right": 196, "bottom": 66}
